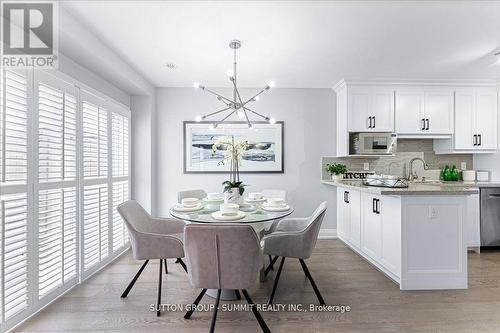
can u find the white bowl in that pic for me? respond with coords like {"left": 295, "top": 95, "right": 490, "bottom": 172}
{"left": 181, "top": 197, "right": 200, "bottom": 207}
{"left": 266, "top": 198, "right": 285, "bottom": 207}
{"left": 248, "top": 192, "right": 263, "bottom": 200}
{"left": 220, "top": 203, "right": 239, "bottom": 215}
{"left": 207, "top": 192, "right": 223, "bottom": 200}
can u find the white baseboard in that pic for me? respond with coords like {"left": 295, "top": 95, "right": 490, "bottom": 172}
{"left": 319, "top": 228, "right": 337, "bottom": 239}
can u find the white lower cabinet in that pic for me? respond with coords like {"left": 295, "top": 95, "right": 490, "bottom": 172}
{"left": 361, "top": 192, "right": 383, "bottom": 260}
{"left": 337, "top": 187, "right": 361, "bottom": 249}
{"left": 338, "top": 188, "right": 401, "bottom": 279}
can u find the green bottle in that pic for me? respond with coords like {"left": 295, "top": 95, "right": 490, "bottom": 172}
{"left": 451, "top": 165, "right": 459, "bottom": 181}
{"left": 443, "top": 165, "right": 451, "bottom": 181}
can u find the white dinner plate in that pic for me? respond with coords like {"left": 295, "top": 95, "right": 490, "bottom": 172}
{"left": 172, "top": 203, "right": 204, "bottom": 212}
{"left": 261, "top": 204, "right": 291, "bottom": 212}
{"left": 244, "top": 197, "right": 266, "bottom": 203}
{"left": 211, "top": 211, "right": 246, "bottom": 221}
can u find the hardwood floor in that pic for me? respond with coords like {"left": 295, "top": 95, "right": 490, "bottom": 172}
{"left": 14, "top": 240, "right": 500, "bottom": 333}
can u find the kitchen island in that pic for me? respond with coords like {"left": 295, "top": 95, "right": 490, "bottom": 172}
{"left": 324, "top": 180, "right": 479, "bottom": 290}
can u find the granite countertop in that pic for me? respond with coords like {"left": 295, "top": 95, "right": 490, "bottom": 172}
{"left": 321, "top": 180, "right": 482, "bottom": 195}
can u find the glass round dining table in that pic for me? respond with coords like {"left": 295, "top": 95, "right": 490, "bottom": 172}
{"left": 169, "top": 201, "right": 294, "bottom": 301}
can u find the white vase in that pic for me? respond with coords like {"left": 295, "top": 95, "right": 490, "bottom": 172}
{"left": 331, "top": 174, "right": 343, "bottom": 182}
{"left": 224, "top": 187, "right": 241, "bottom": 204}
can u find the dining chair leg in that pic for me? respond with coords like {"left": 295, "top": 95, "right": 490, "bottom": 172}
{"left": 267, "top": 257, "right": 285, "bottom": 305}
{"left": 163, "top": 259, "right": 168, "bottom": 274}
{"left": 121, "top": 259, "right": 149, "bottom": 298}
{"left": 209, "top": 289, "right": 221, "bottom": 333}
{"left": 177, "top": 258, "right": 188, "bottom": 273}
{"left": 299, "top": 259, "right": 326, "bottom": 306}
{"left": 157, "top": 259, "right": 163, "bottom": 316}
{"left": 264, "top": 256, "right": 279, "bottom": 277}
{"left": 242, "top": 289, "right": 271, "bottom": 333}
{"left": 184, "top": 288, "right": 207, "bottom": 319}
{"left": 235, "top": 289, "right": 241, "bottom": 300}
{"left": 268, "top": 255, "right": 274, "bottom": 270}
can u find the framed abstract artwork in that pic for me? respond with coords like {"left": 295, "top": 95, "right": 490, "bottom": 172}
{"left": 183, "top": 121, "right": 284, "bottom": 173}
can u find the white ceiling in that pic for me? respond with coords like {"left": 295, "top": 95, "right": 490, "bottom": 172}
{"left": 62, "top": 1, "right": 500, "bottom": 89}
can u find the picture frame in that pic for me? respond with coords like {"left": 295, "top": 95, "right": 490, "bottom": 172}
{"left": 183, "top": 121, "right": 284, "bottom": 173}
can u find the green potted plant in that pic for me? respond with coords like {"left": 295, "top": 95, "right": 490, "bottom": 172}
{"left": 326, "top": 163, "right": 347, "bottom": 182}
{"left": 212, "top": 135, "right": 248, "bottom": 203}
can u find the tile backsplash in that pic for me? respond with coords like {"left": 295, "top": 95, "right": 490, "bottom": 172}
{"left": 322, "top": 139, "right": 473, "bottom": 180}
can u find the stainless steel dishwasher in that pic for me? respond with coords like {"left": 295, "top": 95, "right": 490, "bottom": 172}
{"left": 480, "top": 188, "right": 500, "bottom": 247}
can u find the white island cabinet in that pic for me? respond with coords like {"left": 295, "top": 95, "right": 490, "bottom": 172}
{"left": 333, "top": 182, "right": 475, "bottom": 290}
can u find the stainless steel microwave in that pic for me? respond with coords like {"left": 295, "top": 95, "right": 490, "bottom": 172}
{"left": 350, "top": 133, "right": 397, "bottom": 155}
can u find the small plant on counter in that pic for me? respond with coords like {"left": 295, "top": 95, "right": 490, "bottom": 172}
{"left": 326, "top": 163, "right": 347, "bottom": 181}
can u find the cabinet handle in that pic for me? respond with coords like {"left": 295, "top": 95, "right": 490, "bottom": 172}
{"left": 425, "top": 118, "right": 430, "bottom": 131}
{"left": 421, "top": 118, "right": 426, "bottom": 130}
{"left": 478, "top": 134, "right": 482, "bottom": 146}
{"left": 473, "top": 135, "right": 477, "bottom": 146}
{"left": 346, "top": 191, "right": 349, "bottom": 203}
{"left": 376, "top": 199, "right": 381, "bottom": 214}
{"left": 372, "top": 116, "right": 376, "bottom": 128}
{"left": 367, "top": 116, "right": 372, "bottom": 129}
{"left": 372, "top": 198, "right": 376, "bottom": 214}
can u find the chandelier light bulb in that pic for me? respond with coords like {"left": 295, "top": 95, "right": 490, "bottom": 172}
{"left": 227, "top": 69, "right": 234, "bottom": 78}
{"left": 269, "top": 117, "right": 276, "bottom": 124}
{"left": 193, "top": 82, "right": 200, "bottom": 88}
{"left": 195, "top": 115, "right": 202, "bottom": 122}
{"left": 268, "top": 81, "right": 276, "bottom": 88}
{"left": 248, "top": 124, "right": 253, "bottom": 130}
{"left": 253, "top": 96, "right": 260, "bottom": 102}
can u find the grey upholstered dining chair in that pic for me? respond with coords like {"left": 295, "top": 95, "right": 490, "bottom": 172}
{"left": 262, "top": 201, "right": 327, "bottom": 306}
{"left": 117, "top": 200, "right": 188, "bottom": 316}
{"left": 183, "top": 224, "right": 270, "bottom": 333}
{"left": 178, "top": 189, "right": 207, "bottom": 203}
{"left": 262, "top": 189, "right": 288, "bottom": 267}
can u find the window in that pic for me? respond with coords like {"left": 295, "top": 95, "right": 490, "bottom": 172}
{"left": 35, "top": 72, "right": 79, "bottom": 300}
{"left": 0, "top": 69, "right": 131, "bottom": 332}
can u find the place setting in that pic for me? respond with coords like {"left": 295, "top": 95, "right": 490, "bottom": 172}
{"left": 261, "top": 197, "right": 291, "bottom": 212}
{"left": 211, "top": 203, "right": 246, "bottom": 221}
{"left": 172, "top": 197, "right": 204, "bottom": 212}
{"left": 244, "top": 192, "right": 267, "bottom": 203}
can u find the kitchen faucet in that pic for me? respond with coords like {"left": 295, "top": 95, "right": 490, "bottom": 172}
{"left": 408, "top": 157, "right": 429, "bottom": 182}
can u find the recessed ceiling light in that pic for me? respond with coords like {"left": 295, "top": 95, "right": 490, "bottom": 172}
{"left": 165, "top": 62, "right": 176, "bottom": 69}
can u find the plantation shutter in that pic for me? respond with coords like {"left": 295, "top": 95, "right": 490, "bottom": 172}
{"left": 34, "top": 71, "right": 79, "bottom": 301}
{"left": 82, "top": 184, "right": 108, "bottom": 270}
{"left": 0, "top": 69, "right": 30, "bottom": 324}
{"left": 82, "top": 100, "right": 107, "bottom": 179}
{"left": 1, "top": 69, "right": 131, "bottom": 332}
{"left": 1, "top": 70, "right": 28, "bottom": 185}
{"left": 0, "top": 194, "right": 29, "bottom": 320}
{"left": 111, "top": 110, "right": 130, "bottom": 251}
{"left": 81, "top": 91, "right": 111, "bottom": 275}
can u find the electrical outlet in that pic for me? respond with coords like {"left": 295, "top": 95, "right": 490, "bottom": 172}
{"left": 363, "top": 162, "right": 370, "bottom": 171}
{"left": 461, "top": 162, "right": 467, "bottom": 170}
{"left": 429, "top": 207, "right": 438, "bottom": 219}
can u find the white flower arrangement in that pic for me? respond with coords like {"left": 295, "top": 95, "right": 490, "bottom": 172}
{"left": 212, "top": 136, "right": 248, "bottom": 194}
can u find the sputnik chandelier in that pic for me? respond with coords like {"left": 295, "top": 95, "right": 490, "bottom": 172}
{"left": 194, "top": 39, "right": 276, "bottom": 129}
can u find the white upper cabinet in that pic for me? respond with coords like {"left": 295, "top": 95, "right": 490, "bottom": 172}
{"left": 396, "top": 87, "right": 453, "bottom": 136}
{"left": 452, "top": 87, "right": 497, "bottom": 151}
{"left": 348, "top": 86, "right": 395, "bottom": 132}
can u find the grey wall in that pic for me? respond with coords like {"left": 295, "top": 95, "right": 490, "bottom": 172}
{"left": 155, "top": 87, "right": 338, "bottom": 234}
